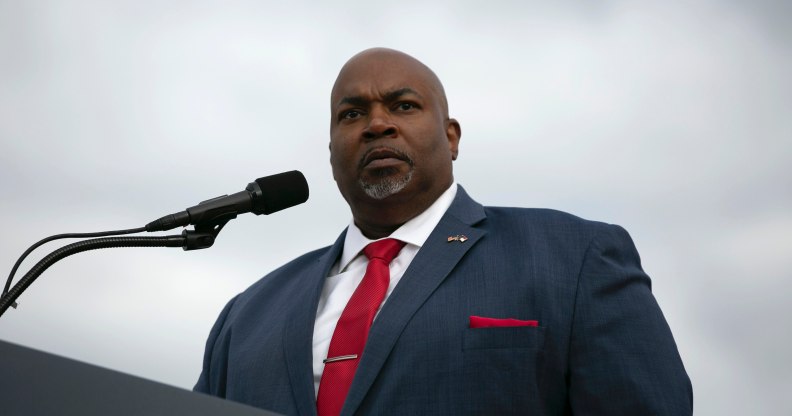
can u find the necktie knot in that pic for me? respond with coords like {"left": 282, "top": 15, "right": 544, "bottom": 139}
{"left": 363, "top": 238, "right": 406, "bottom": 263}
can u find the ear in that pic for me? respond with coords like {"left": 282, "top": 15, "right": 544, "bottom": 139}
{"left": 446, "top": 118, "right": 461, "bottom": 161}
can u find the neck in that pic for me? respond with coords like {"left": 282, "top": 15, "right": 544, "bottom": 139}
{"left": 353, "top": 220, "right": 402, "bottom": 240}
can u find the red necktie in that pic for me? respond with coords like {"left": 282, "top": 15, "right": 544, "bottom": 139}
{"left": 316, "top": 238, "right": 406, "bottom": 416}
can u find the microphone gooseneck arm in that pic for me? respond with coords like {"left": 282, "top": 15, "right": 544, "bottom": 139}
{"left": 2, "top": 228, "right": 148, "bottom": 299}
{"left": 0, "top": 217, "right": 234, "bottom": 316}
{"left": 0, "top": 235, "right": 185, "bottom": 317}
{"left": 0, "top": 170, "right": 309, "bottom": 317}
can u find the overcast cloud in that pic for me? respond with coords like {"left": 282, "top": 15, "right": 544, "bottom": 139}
{"left": 1, "top": 1, "right": 790, "bottom": 414}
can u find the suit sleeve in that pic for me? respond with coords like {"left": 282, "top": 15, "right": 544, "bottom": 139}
{"left": 567, "top": 224, "right": 693, "bottom": 415}
{"left": 193, "top": 294, "right": 239, "bottom": 396}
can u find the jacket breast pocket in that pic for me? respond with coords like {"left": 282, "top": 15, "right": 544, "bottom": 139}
{"left": 461, "top": 326, "right": 546, "bottom": 415}
{"left": 463, "top": 326, "right": 545, "bottom": 350}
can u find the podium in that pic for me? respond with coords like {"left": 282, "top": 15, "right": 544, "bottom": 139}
{"left": 0, "top": 339, "right": 280, "bottom": 415}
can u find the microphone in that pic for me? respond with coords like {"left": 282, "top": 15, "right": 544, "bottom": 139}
{"left": 145, "top": 171, "right": 309, "bottom": 232}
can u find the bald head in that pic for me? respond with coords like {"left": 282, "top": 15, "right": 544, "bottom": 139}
{"left": 331, "top": 48, "right": 449, "bottom": 117}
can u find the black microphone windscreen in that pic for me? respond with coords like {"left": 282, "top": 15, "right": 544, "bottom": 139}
{"left": 254, "top": 171, "right": 309, "bottom": 215}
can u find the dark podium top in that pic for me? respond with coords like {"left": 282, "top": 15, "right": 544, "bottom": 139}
{"left": 0, "top": 339, "right": 280, "bottom": 416}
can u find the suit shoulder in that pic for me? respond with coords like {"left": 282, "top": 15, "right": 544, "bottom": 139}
{"left": 482, "top": 206, "right": 612, "bottom": 230}
{"left": 479, "top": 206, "right": 633, "bottom": 248}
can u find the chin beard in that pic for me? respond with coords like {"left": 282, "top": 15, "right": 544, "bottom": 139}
{"left": 359, "top": 170, "right": 413, "bottom": 200}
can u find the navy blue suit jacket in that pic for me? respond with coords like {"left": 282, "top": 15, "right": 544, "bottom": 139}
{"left": 195, "top": 187, "right": 692, "bottom": 415}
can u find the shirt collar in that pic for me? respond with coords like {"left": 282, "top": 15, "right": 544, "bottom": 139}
{"left": 337, "top": 181, "right": 458, "bottom": 273}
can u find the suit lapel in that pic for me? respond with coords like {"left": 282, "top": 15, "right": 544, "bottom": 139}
{"left": 340, "top": 187, "right": 487, "bottom": 416}
{"left": 283, "top": 231, "right": 346, "bottom": 416}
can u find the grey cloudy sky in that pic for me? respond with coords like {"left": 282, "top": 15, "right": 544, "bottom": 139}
{"left": 1, "top": 1, "right": 790, "bottom": 414}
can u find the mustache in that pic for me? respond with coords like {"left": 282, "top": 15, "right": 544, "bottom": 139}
{"left": 357, "top": 146, "right": 415, "bottom": 170}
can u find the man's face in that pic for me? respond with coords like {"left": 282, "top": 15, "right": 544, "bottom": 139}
{"left": 329, "top": 52, "right": 460, "bottom": 212}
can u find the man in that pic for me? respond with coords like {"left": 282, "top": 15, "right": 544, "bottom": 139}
{"left": 195, "top": 48, "right": 693, "bottom": 415}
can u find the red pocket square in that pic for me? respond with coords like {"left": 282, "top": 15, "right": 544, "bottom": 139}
{"left": 469, "top": 315, "right": 539, "bottom": 328}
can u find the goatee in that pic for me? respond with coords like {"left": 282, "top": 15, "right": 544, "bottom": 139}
{"left": 359, "top": 170, "right": 413, "bottom": 200}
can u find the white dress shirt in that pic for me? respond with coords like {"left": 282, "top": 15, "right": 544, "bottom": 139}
{"left": 311, "top": 182, "right": 458, "bottom": 396}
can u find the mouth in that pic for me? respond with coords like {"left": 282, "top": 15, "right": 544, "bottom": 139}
{"left": 359, "top": 147, "right": 413, "bottom": 171}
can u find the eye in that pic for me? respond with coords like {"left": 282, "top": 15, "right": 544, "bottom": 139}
{"left": 395, "top": 102, "right": 415, "bottom": 111}
{"left": 341, "top": 109, "right": 363, "bottom": 120}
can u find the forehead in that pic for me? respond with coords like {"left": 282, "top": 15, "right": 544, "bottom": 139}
{"left": 331, "top": 55, "right": 439, "bottom": 106}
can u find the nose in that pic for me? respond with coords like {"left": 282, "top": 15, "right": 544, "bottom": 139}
{"left": 362, "top": 106, "right": 397, "bottom": 140}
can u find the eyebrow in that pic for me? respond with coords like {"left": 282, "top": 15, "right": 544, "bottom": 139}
{"left": 337, "top": 87, "right": 422, "bottom": 108}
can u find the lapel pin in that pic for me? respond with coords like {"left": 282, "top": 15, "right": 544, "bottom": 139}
{"left": 447, "top": 235, "right": 469, "bottom": 243}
